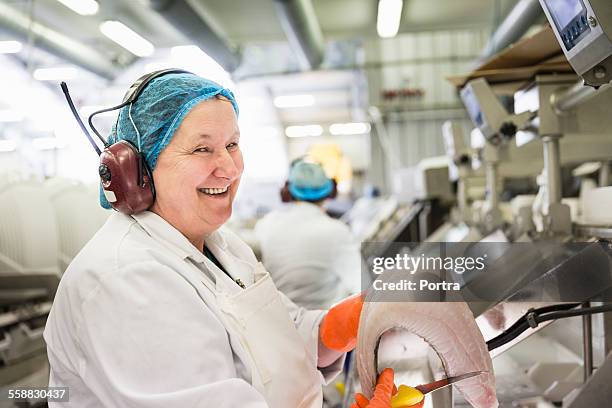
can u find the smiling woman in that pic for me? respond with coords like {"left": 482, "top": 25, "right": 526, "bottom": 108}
{"left": 43, "top": 71, "right": 358, "bottom": 408}
{"left": 151, "top": 97, "right": 243, "bottom": 251}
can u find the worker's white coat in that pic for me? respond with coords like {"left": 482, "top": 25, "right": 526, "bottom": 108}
{"left": 255, "top": 202, "right": 362, "bottom": 309}
{"left": 43, "top": 211, "right": 344, "bottom": 407}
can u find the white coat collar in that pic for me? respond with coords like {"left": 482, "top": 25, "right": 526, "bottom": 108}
{"left": 291, "top": 201, "right": 326, "bottom": 215}
{"left": 130, "top": 211, "right": 227, "bottom": 263}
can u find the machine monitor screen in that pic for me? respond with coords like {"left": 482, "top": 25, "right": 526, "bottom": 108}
{"left": 542, "top": 0, "right": 589, "bottom": 52}
{"left": 460, "top": 86, "right": 484, "bottom": 129}
{"left": 546, "top": 0, "right": 584, "bottom": 30}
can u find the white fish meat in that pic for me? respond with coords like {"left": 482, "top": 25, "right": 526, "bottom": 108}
{"left": 356, "top": 300, "right": 498, "bottom": 408}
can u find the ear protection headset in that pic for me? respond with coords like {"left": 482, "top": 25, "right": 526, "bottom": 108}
{"left": 61, "top": 69, "right": 191, "bottom": 215}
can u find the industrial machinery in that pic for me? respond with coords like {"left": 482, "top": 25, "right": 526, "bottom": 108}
{"left": 0, "top": 177, "right": 104, "bottom": 407}
{"left": 460, "top": 78, "right": 536, "bottom": 234}
{"left": 44, "top": 178, "right": 109, "bottom": 272}
{"left": 422, "top": 121, "right": 486, "bottom": 243}
{"left": 0, "top": 178, "right": 61, "bottom": 407}
{"left": 540, "top": 0, "right": 612, "bottom": 88}
{"left": 356, "top": 5, "right": 612, "bottom": 408}
{"left": 443, "top": 3, "right": 612, "bottom": 406}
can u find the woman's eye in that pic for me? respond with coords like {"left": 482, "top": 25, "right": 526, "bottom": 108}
{"left": 194, "top": 147, "right": 210, "bottom": 153}
{"left": 226, "top": 142, "right": 239, "bottom": 150}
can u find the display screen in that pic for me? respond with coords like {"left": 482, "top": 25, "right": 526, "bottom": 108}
{"left": 460, "top": 87, "right": 484, "bottom": 128}
{"left": 545, "top": 0, "right": 584, "bottom": 30}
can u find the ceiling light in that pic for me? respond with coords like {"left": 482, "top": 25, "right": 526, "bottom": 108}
{"left": 285, "top": 125, "right": 323, "bottom": 138}
{"left": 0, "top": 140, "right": 17, "bottom": 152}
{"left": 0, "top": 109, "right": 24, "bottom": 123}
{"left": 329, "top": 122, "right": 371, "bottom": 135}
{"left": 33, "top": 66, "right": 78, "bottom": 81}
{"left": 273, "top": 94, "right": 315, "bottom": 108}
{"left": 377, "top": 0, "right": 403, "bottom": 39}
{"left": 55, "top": 0, "right": 99, "bottom": 15}
{"left": 0, "top": 41, "right": 22, "bottom": 54}
{"left": 100, "top": 21, "right": 154, "bottom": 57}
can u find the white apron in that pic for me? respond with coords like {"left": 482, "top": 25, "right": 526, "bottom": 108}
{"left": 199, "top": 260, "right": 323, "bottom": 408}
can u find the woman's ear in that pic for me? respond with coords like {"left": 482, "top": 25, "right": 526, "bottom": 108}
{"left": 280, "top": 181, "right": 292, "bottom": 202}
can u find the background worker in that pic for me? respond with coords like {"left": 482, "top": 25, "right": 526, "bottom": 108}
{"left": 255, "top": 160, "right": 362, "bottom": 310}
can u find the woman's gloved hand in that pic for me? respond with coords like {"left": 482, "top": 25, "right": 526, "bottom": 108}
{"left": 320, "top": 293, "right": 364, "bottom": 352}
{"left": 350, "top": 368, "right": 400, "bottom": 408}
{"left": 351, "top": 369, "right": 425, "bottom": 408}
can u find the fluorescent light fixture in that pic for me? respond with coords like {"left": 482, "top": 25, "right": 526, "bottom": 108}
{"left": 100, "top": 21, "right": 154, "bottom": 57}
{"left": 0, "top": 140, "right": 17, "bottom": 152}
{"left": 285, "top": 125, "right": 323, "bottom": 138}
{"left": 273, "top": 94, "right": 315, "bottom": 108}
{"left": 329, "top": 122, "right": 371, "bottom": 135}
{"left": 0, "top": 109, "right": 24, "bottom": 123}
{"left": 32, "top": 137, "right": 66, "bottom": 150}
{"left": 0, "top": 41, "right": 22, "bottom": 54}
{"left": 33, "top": 66, "right": 78, "bottom": 81}
{"left": 377, "top": 0, "right": 403, "bottom": 38}
{"left": 55, "top": 0, "right": 99, "bottom": 15}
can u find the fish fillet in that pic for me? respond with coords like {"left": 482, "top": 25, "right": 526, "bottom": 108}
{"left": 356, "top": 300, "right": 498, "bottom": 408}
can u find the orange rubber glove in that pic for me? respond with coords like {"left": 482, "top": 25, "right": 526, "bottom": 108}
{"left": 320, "top": 293, "right": 364, "bottom": 352}
{"left": 349, "top": 368, "right": 401, "bottom": 408}
{"left": 351, "top": 369, "right": 425, "bottom": 408}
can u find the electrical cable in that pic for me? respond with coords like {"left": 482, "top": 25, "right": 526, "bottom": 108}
{"left": 487, "top": 303, "right": 612, "bottom": 351}
{"left": 60, "top": 82, "right": 104, "bottom": 155}
{"left": 87, "top": 101, "right": 130, "bottom": 145}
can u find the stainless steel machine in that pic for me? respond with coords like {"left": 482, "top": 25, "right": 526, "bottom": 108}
{"left": 460, "top": 78, "right": 536, "bottom": 235}
{"left": 450, "top": 2, "right": 612, "bottom": 406}
{"left": 540, "top": 0, "right": 612, "bottom": 88}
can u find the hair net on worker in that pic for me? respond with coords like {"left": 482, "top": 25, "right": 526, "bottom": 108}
{"left": 100, "top": 72, "right": 239, "bottom": 209}
{"left": 288, "top": 161, "right": 334, "bottom": 202}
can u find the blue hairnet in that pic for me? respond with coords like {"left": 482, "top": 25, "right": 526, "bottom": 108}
{"left": 288, "top": 161, "right": 333, "bottom": 202}
{"left": 100, "top": 73, "right": 239, "bottom": 209}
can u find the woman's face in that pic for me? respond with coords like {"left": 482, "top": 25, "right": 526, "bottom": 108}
{"left": 151, "top": 98, "right": 243, "bottom": 239}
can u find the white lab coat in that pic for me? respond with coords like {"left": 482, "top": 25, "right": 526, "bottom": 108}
{"left": 43, "top": 211, "right": 344, "bottom": 407}
{"left": 255, "top": 202, "right": 362, "bottom": 310}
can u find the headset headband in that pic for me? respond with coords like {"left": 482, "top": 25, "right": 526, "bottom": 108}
{"left": 121, "top": 68, "right": 192, "bottom": 105}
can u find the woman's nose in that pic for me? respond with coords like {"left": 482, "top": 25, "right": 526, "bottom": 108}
{"left": 213, "top": 150, "right": 241, "bottom": 180}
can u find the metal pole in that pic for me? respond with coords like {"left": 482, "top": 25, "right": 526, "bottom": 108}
{"left": 458, "top": 177, "right": 467, "bottom": 213}
{"left": 478, "top": 0, "right": 542, "bottom": 63}
{"left": 551, "top": 80, "right": 611, "bottom": 114}
{"left": 273, "top": 0, "right": 325, "bottom": 70}
{"left": 0, "top": 2, "right": 118, "bottom": 79}
{"left": 583, "top": 302, "right": 594, "bottom": 381}
{"left": 599, "top": 161, "right": 610, "bottom": 187}
{"left": 486, "top": 162, "right": 499, "bottom": 208}
{"left": 542, "top": 135, "right": 562, "bottom": 205}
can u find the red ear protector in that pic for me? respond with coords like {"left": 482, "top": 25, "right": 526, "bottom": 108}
{"left": 60, "top": 69, "right": 191, "bottom": 214}
{"left": 328, "top": 178, "right": 338, "bottom": 199}
{"left": 280, "top": 181, "right": 293, "bottom": 203}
